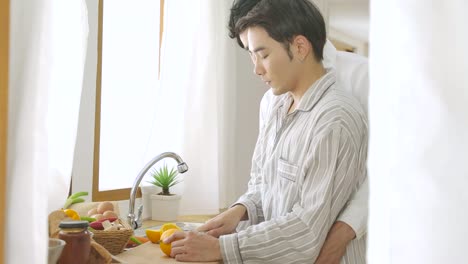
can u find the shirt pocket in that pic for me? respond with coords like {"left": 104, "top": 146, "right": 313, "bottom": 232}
{"left": 276, "top": 158, "right": 301, "bottom": 212}
{"left": 277, "top": 158, "right": 299, "bottom": 182}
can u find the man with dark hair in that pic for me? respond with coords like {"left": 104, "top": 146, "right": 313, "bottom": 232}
{"left": 165, "top": 0, "right": 368, "bottom": 263}
{"left": 227, "top": 1, "right": 369, "bottom": 264}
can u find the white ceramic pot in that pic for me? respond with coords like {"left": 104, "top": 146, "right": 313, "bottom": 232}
{"left": 150, "top": 194, "right": 181, "bottom": 221}
{"left": 140, "top": 185, "right": 158, "bottom": 220}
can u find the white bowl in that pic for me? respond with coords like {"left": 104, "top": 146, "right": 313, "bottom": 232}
{"left": 48, "top": 238, "right": 66, "bottom": 264}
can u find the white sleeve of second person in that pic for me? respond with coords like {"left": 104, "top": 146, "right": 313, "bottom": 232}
{"left": 334, "top": 51, "right": 369, "bottom": 239}
{"left": 336, "top": 177, "right": 368, "bottom": 239}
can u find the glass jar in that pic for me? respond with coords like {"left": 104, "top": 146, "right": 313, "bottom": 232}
{"left": 57, "top": 221, "right": 91, "bottom": 264}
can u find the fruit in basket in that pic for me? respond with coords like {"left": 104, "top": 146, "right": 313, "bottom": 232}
{"left": 96, "top": 217, "right": 118, "bottom": 223}
{"left": 89, "top": 217, "right": 119, "bottom": 230}
{"left": 90, "top": 214, "right": 105, "bottom": 221}
{"left": 145, "top": 229, "right": 162, "bottom": 243}
{"left": 88, "top": 208, "right": 98, "bottom": 216}
{"left": 97, "top": 201, "right": 114, "bottom": 214}
{"left": 102, "top": 210, "right": 118, "bottom": 219}
{"left": 159, "top": 229, "right": 181, "bottom": 257}
{"left": 87, "top": 202, "right": 118, "bottom": 224}
{"left": 90, "top": 221, "right": 105, "bottom": 230}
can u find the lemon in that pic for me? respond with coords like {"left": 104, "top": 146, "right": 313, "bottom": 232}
{"left": 161, "top": 223, "right": 182, "bottom": 233}
{"left": 145, "top": 229, "right": 162, "bottom": 243}
{"left": 159, "top": 229, "right": 180, "bottom": 257}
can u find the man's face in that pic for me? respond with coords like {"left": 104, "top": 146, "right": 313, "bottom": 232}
{"left": 240, "top": 27, "right": 301, "bottom": 96}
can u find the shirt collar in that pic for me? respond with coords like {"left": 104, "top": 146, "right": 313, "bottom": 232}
{"left": 295, "top": 68, "right": 336, "bottom": 112}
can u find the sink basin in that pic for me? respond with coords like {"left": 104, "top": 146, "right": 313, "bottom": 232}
{"left": 134, "top": 222, "right": 203, "bottom": 237}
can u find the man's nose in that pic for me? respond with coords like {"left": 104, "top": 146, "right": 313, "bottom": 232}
{"left": 253, "top": 61, "right": 265, "bottom": 76}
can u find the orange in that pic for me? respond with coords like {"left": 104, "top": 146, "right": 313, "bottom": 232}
{"left": 161, "top": 223, "right": 182, "bottom": 233}
{"left": 62, "top": 209, "right": 80, "bottom": 220}
{"left": 145, "top": 229, "right": 161, "bottom": 243}
{"left": 159, "top": 228, "right": 181, "bottom": 257}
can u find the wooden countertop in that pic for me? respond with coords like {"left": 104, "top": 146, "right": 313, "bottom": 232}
{"left": 70, "top": 202, "right": 220, "bottom": 263}
{"left": 115, "top": 215, "right": 219, "bottom": 263}
{"left": 114, "top": 242, "right": 219, "bottom": 264}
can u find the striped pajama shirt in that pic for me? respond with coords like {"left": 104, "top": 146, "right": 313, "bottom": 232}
{"left": 220, "top": 69, "right": 368, "bottom": 263}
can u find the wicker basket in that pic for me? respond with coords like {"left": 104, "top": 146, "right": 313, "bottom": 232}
{"left": 91, "top": 218, "right": 134, "bottom": 255}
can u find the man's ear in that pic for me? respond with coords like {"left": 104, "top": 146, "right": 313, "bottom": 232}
{"left": 292, "top": 35, "right": 311, "bottom": 62}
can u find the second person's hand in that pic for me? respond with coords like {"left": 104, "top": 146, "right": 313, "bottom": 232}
{"left": 196, "top": 204, "right": 247, "bottom": 238}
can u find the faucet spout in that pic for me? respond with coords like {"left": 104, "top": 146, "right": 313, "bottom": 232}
{"left": 128, "top": 152, "right": 188, "bottom": 229}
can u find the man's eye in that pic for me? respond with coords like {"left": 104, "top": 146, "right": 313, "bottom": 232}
{"left": 263, "top": 54, "right": 269, "bottom": 59}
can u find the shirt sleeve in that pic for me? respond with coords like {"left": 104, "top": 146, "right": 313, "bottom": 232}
{"left": 336, "top": 177, "right": 368, "bottom": 239}
{"left": 220, "top": 127, "right": 367, "bottom": 263}
{"left": 233, "top": 169, "right": 265, "bottom": 226}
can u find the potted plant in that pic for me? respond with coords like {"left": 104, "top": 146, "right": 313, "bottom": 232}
{"left": 147, "top": 164, "right": 182, "bottom": 221}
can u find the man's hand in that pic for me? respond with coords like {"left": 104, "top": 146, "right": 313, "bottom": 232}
{"left": 196, "top": 204, "right": 247, "bottom": 237}
{"left": 315, "top": 221, "right": 356, "bottom": 264}
{"left": 164, "top": 231, "right": 222, "bottom": 262}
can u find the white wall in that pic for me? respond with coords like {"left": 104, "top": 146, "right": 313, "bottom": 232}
{"left": 227, "top": 46, "right": 268, "bottom": 207}
{"left": 72, "top": 1, "right": 266, "bottom": 213}
{"left": 329, "top": 2, "right": 369, "bottom": 42}
{"left": 329, "top": 1, "right": 369, "bottom": 56}
{"left": 310, "top": 0, "right": 329, "bottom": 26}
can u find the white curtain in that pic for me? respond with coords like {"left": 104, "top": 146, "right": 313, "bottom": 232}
{"left": 368, "top": 1, "right": 468, "bottom": 263}
{"left": 8, "top": 0, "right": 88, "bottom": 263}
{"left": 159, "top": 0, "right": 245, "bottom": 215}
{"left": 158, "top": 0, "right": 332, "bottom": 216}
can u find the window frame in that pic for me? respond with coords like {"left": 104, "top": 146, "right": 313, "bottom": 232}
{"left": 0, "top": 0, "right": 9, "bottom": 257}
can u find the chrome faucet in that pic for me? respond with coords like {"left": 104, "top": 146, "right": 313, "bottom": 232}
{"left": 127, "top": 152, "right": 188, "bottom": 229}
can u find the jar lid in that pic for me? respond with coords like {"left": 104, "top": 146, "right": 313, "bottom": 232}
{"left": 59, "top": 221, "right": 89, "bottom": 229}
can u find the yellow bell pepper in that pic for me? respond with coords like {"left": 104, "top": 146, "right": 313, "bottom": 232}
{"left": 63, "top": 209, "right": 80, "bottom": 220}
